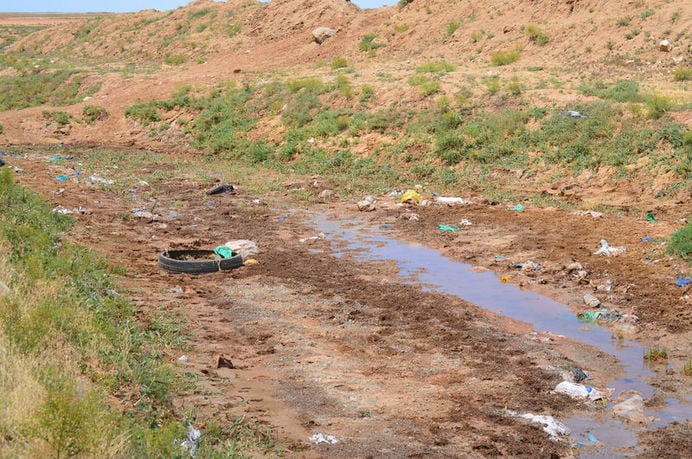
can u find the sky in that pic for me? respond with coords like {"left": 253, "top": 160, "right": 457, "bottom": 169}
{"left": 0, "top": 0, "right": 398, "bottom": 13}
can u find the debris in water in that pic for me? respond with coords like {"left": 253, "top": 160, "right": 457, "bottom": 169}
{"left": 507, "top": 410, "right": 570, "bottom": 440}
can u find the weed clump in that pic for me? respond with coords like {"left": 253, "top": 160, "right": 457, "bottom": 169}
{"left": 668, "top": 221, "right": 692, "bottom": 261}
{"left": 491, "top": 47, "right": 522, "bottom": 66}
{"left": 525, "top": 25, "right": 550, "bottom": 45}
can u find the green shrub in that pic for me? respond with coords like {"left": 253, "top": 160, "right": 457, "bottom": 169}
{"left": 506, "top": 79, "right": 523, "bottom": 95}
{"left": 645, "top": 93, "right": 674, "bottom": 119}
{"left": 578, "top": 79, "right": 642, "bottom": 102}
{"left": 673, "top": 68, "right": 692, "bottom": 81}
{"left": 525, "top": 25, "right": 550, "bottom": 45}
{"left": 0, "top": 70, "right": 95, "bottom": 110}
{"left": 0, "top": 123, "right": 3, "bottom": 135}
{"left": 470, "top": 31, "right": 483, "bottom": 43}
{"left": 82, "top": 105, "right": 109, "bottom": 123}
{"left": 617, "top": 16, "right": 632, "bottom": 26}
{"left": 668, "top": 221, "right": 692, "bottom": 260}
{"left": 331, "top": 57, "right": 348, "bottom": 69}
{"left": 491, "top": 47, "right": 522, "bottom": 66}
{"left": 359, "top": 34, "right": 384, "bottom": 52}
{"left": 42, "top": 110, "right": 71, "bottom": 127}
{"left": 445, "top": 20, "right": 461, "bottom": 38}
{"left": 415, "top": 61, "right": 456, "bottom": 73}
{"left": 164, "top": 54, "right": 187, "bottom": 65}
{"left": 125, "top": 103, "right": 161, "bottom": 126}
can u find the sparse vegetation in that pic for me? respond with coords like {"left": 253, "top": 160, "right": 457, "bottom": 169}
{"left": 415, "top": 61, "right": 456, "bottom": 73}
{"left": 82, "top": 105, "right": 109, "bottom": 123}
{"left": 525, "top": 25, "right": 550, "bottom": 45}
{"left": 444, "top": 20, "right": 461, "bottom": 38}
{"left": 643, "top": 346, "right": 668, "bottom": 361}
{"left": 0, "top": 71, "right": 98, "bottom": 111}
{"left": 617, "top": 16, "right": 632, "bottom": 27}
{"left": 331, "top": 57, "right": 349, "bottom": 69}
{"left": 491, "top": 47, "right": 522, "bottom": 66}
{"left": 359, "top": 34, "right": 384, "bottom": 52}
{"left": 673, "top": 68, "right": 692, "bottom": 81}
{"left": 668, "top": 221, "right": 692, "bottom": 261}
{"left": 683, "top": 360, "right": 692, "bottom": 376}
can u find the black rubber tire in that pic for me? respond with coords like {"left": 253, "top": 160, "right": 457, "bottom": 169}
{"left": 159, "top": 249, "right": 243, "bottom": 274}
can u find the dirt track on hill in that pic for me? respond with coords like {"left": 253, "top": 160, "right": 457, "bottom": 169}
{"left": 3, "top": 147, "right": 690, "bottom": 457}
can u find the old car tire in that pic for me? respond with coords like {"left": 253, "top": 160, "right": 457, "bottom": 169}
{"left": 159, "top": 249, "right": 243, "bottom": 274}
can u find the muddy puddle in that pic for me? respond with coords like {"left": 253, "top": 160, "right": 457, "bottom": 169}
{"left": 311, "top": 214, "right": 691, "bottom": 458}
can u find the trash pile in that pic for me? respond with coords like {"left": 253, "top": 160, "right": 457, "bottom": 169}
{"left": 507, "top": 410, "right": 570, "bottom": 441}
{"left": 593, "top": 239, "right": 626, "bottom": 257}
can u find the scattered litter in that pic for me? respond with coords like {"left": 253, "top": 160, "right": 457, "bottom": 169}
{"left": 596, "top": 280, "right": 613, "bottom": 292}
{"left": 170, "top": 287, "right": 184, "bottom": 294}
{"left": 206, "top": 184, "right": 235, "bottom": 196}
{"left": 434, "top": 196, "right": 467, "bottom": 205}
{"left": 458, "top": 219, "right": 472, "bottom": 226}
{"left": 641, "top": 237, "right": 654, "bottom": 242}
{"left": 168, "top": 210, "right": 178, "bottom": 220}
{"left": 578, "top": 308, "right": 636, "bottom": 324}
{"left": 612, "top": 393, "right": 652, "bottom": 424}
{"left": 572, "top": 368, "right": 588, "bottom": 383}
{"left": 299, "top": 233, "right": 326, "bottom": 244}
{"left": 213, "top": 245, "right": 233, "bottom": 259}
{"left": 507, "top": 410, "right": 569, "bottom": 440}
{"left": 358, "top": 196, "right": 376, "bottom": 212}
{"left": 583, "top": 293, "right": 601, "bottom": 308}
{"left": 400, "top": 213, "right": 419, "bottom": 221}
{"left": 571, "top": 210, "right": 603, "bottom": 218}
{"left": 555, "top": 381, "right": 605, "bottom": 401}
{"left": 495, "top": 255, "right": 506, "bottom": 260}
{"left": 646, "top": 212, "right": 656, "bottom": 222}
{"left": 308, "top": 433, "right": 338, "bottom": 445}
{"left": 514, "top": 261, "right": 542, "bottom": 271}
{"left": 137, "top": 180, "right": 150, "bottom": 187}
{"left": 55, "top": 175, "right": 70, "bottom": 181}
{"left": 587, "top": 434, "right": 598, "bottom": 442}
{"left": 180, "top": 424, "right": 201, "bottom": 457}
{"left": 500, "top": 274, "right": 511, "bottom": 283}
{"left": 54, "top": 188, "right": 65, "bottom": 194}
{"left": 177, "top": 355, "right": 188, "bottom": 363}
{"left": 47, "top": 155, "right": 73, "bottom": 162}
{"left": 52, "top": 205, "right": 88, "bottom": 215}
{"left": 224, "top": 240, "right": 258, "bottom": 259}
{"left": 439, "top": 224, "right": 462, "bottom": 232}
{"left": 132, "top": 209, "right": 159, "bottom": 220}
{"left": 88, "top": 174, "right": 114, "bottom": 185}
{"left": 215, "top": 354, "right": 234, "bottom": 369}
{"left": 251, "top": 199, "right": 263, "bottom": 205}
{"left": 564, "top": 110, "right": 587, "bottom": 118}
{"left": 677, "top": 277, "right": 692, "bottom": 288}
{"left": 401, "top": 189, "right": 422, "bottom": 204}
{"left": 510, "top": 204, "right": 524, "bottom": 211}
{"left": 0, "top": 159, "right": 4, "bottom": 167}
{"left": 594, "top": 239, "right": 626, "bottom": 257}
{"left": 566, "top": 262, "right": 583, "bottom": 272}
{"left": 243, "top": 258, "right": 259, "bottom": 266}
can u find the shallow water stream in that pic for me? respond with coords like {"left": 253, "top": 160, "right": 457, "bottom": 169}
{"left": 312, "top": 214, "right": 690, "bottom": 457}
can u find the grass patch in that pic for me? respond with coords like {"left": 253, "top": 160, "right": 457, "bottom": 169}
{"left": 668, "top": 221, "right": 692, "bottom": 261}
{"left": 683, "top": 361, "right": 692, "bottom": 377}
{"left": 0, "top": 71, "right": 98, "bottom": 111}
{"left": 415, "top": 61, "right": 456, "bottom": 73}
{"left": 525, "top": 25, "right": 550, "bottom": 45}
{"left": 673, "top": 68, "right": 692, "bottom": 82}
{"left": 491, "top": 47, "right": 522, "bottom": 66}
{"left": 0, "top": 168, "right": 187, "bottom": 456}
{"left": 82, "top": 105, "right": 109, "bottom": 124}
{"left": 359, "top": 34, "right": 384, "bottom": 52}
{"left": 444, "top": 20, "right": 461, "bottom": 38}
{"left": 643, "top": 346, "right": 668, "bottom": 361}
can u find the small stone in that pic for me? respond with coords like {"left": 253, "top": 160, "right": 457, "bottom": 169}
{"left": 659, "top": 39, "right": 671, "bottom": 52}
{"left": 566, "top": 262, "right": 583, "bottom": 272}
{"left": 319, "top": 189, "right": 334, "bottom": 199}
{"left": 583, "top": 294, "right": 601, "bottom": 308}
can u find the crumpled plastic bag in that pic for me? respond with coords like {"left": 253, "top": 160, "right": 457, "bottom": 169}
{"left": 401, "top": 189, "right": 421, "bottom": 204}
{"left": 594, "top": 239, "right": 626, "bottom": 257}
{"left": 224, "top": 240, "right": 258, "bottom": 260}
{"left": 555, "top": 381, "right": 605, "bottom": 401}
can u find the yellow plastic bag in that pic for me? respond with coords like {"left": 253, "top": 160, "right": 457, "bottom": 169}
{"left": 401, "top": 189, "right": 421, "bottom": 204}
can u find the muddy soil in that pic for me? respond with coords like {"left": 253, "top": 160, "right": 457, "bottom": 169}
{"left": 3, "top": 148, "right": 691, "bottom": 457}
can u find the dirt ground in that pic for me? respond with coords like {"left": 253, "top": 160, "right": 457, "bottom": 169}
{"left": 0, "top": 0, "right": 690, "bottom": 455}
{"left": 3, "top": 148, "right": 690, "bottom": 457}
